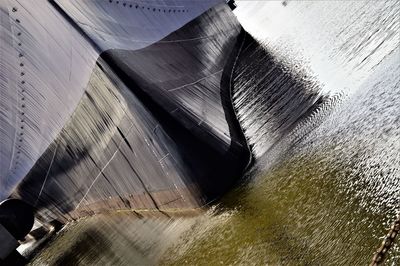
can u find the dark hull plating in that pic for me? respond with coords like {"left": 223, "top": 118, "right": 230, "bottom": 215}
{"left": 7, "top": 3, "right": 251, "bottom": 222}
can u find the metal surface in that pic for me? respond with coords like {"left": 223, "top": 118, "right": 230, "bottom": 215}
{"left": 0, "top": 0, "right": 98, "bottom": 198}
{"left": 1, "top": 1, "right": 251, "bottom": 222}
{"left": 54, "top": 0, "right": 222, "bottom": 51}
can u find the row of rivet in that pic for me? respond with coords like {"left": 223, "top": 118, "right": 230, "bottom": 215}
{"left": 108, "top": 0, "right": 189, "bottom": 13}
{"left": 12, "top": 5, "right": 25, "bottom": 173}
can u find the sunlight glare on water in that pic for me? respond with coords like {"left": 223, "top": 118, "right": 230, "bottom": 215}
{"left": 234, "top": 0, "right": 400, "bottom": 96}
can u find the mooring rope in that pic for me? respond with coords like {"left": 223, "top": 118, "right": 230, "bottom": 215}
{"left": 370, "top": 213, "right": 400, "bottom": 265}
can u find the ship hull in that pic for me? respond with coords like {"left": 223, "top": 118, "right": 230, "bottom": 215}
{"left": 0, "top": 1, "right": 251, "bottom": 222}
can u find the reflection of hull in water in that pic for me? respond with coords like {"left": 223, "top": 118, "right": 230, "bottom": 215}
{"left": 1, "top": 1, "right": 253, "bottom": 222}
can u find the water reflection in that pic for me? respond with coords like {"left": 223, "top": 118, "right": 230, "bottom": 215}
{"left": 160, "top": 48, "right": 400, "bottom": 265}
{"left": 34, "top": 142, "right": 399, "bottom": 265}
{"left": 30, "top": 213, "right": 197, "bottom": 265}
{"left": 161, "top": 155, "right": 399, "bottom": 265}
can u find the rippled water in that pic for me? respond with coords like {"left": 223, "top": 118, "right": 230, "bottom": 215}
{"left": 159, "top": 49, "right": 400, "bottom": 265}
{"left": 29, "top": 213, "right": 194, "bottom": 265}
{"left": 233, "top": 0, "right": 400, "bottom": 157}
{"left": 30, "top": 1, "right": 399, "bottom": 265}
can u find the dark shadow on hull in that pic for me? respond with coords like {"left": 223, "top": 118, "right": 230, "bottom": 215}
{"left": 13, "top": 4, "right": 252, "bottom": 221}
{"left": 100, "top": 37, "right": 252, "bottom": 204}
{"left": 231, "top": 31, "right": 329, "bottom": 156}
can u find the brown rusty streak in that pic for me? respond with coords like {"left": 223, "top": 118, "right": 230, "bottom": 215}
{"left": 67, "top": 185, "right": 204, "bottom": 221}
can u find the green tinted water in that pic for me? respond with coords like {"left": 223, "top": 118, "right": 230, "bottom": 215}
{"left": 29, "top": 151, "right": 399, "bottom": 265}
{"left": 160, "top": 154, "right": 399, "bottom": 265}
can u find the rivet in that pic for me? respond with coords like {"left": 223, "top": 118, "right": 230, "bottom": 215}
{"left": 21, "top": 97, "right": 25, "bottom": 101}
{"left": 129, "top": 4, "right": 132, "bottom": 8}
{"left": 12, "top": 7, "right": 17, "bottom": 12}
{"left": 21, "top": 104, "right": 25, "bottom": 108}
{"left": 21, "top": 80, "right": 25, "bottom": 84}
{"left": 18, "top": 43, "right": 21, "bottom": 46}
{"left": 20, "top": 72, "right": 24, "bottom": 76}
{"left": 19, "top": 53, "right": 23, "bottom": 57}
{"left": 123, "top": 3, "right": 126, "bottom": 6}
{"left": 17, "top": 32, "right": 21, "bottom": 36}
{"left": 20, "top": 63, "right": 24, "bottom": 67}
{"left": 16, "top": 19, "right": 20, "bottom": 23}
